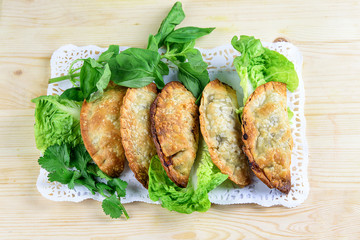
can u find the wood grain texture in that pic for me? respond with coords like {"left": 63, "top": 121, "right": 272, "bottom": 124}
{"left": 1, "top": 0, "right": 360, "bottom": 239}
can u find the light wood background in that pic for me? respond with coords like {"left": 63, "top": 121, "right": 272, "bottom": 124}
{"left": 1, "top": 0, "right": 360, "bottom": 239}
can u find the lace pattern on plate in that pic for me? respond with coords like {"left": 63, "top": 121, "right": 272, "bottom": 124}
{"left": 37, "top": 42, "right": 309, "bottom": 207}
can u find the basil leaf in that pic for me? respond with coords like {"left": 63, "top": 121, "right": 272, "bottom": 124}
{"left": 88, "top": 58, "right": 103, "bottom": 68}
{"left": 114, "top": 48, "right": 164, "bottom": 88}
{"left": 96, "top": 63, "right": 111, "bottom": 94}
{"left": 177, "top": 62, "right": 209, "bottom": 100}
{"left": 115, "top": 76, "right": 155, "bottom": 88}
{"left": 182, "top": 48, "right": 208, "bottom": 71}
{"left": 107, "top": 57, "right": 122, "bottom": 82}
{"left": 147, "top": 34, "right": 159, "bottom": 52}
{"left": 60, "top": 87, "right": 84, "bottom": 102}
{"left": 165, "top": 27, "right": 215, "bottom": 43}
{"left": 80, "top": 59, "right": 104, "bottom": 100}
{"left": 98, "top": 45, "right": 120, "bottom": 62}
{"left": 153, "top": 69, "right": 165, "bottom": 89}
{"left": 154, "top": 2, "right": 185, "bottom": 47}
{"left": 156, "top": 61, "right": 169, "bottom": 76}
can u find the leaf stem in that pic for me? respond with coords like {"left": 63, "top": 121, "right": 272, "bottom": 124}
{"left": 49, "top": 73, "right": 80, "bottom": 84}
{"left": 119, "top": 202, "right": 129, "bottom": 219}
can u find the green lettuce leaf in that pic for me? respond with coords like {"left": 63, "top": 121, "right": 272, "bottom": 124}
{"left": 231, "top": 35, "right": 299, "bottom": 106}
{"left": 287, "top": 107, "right": 294, "bottom": 124}
{"left": 31, "top": 95, "right": 82, "bottom": 152}
{"left": 148, "top": 141, "right": 228, "bottom": 214}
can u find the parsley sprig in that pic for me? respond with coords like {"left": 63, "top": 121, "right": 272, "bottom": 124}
{"left": 38, "top": 144, "right": 129, "bottom": 219}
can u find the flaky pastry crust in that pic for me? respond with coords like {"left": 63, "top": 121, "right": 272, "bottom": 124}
{"left": 80, "top": 83, "right": 127, "bottom": 177}
{"left": 120, "top": 83, "right": 157, "bottom": 188}
{"left": 200, "top": 79, "right": 251, "bottom": 186}
{"left": 242, "top": 82, "right": 293, "bottom": 194}
{"left": 150, "top": 81, "right": 199, "bottom": 188}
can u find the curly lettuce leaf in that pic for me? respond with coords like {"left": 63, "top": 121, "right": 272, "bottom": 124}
{"left": 31, "top": 95, "right": 82, "bottom": 152}
{"left": 231, "top": 35, "right": 299, "bottom": 106}
{"left": 148, "top": 141, "right": 228, "bottom": 214}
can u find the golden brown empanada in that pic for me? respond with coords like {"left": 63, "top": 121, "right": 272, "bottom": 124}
{"left": 80, "top": 83, "right": 127, "bottom": 177}
{"left": 150, "top": 81, "right": 199, "bottom": 188}
{"left": 120, "top": 83, "right": 158, "bottom": 188}
{"left": 242, "top": 81, "right": 292, "bottom": 194}
{"left": 200, "top": 79, "right": 251, "bottom": 186}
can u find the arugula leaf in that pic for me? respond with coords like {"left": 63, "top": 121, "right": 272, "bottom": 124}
{"left": 102, "top": 194, "right": 129, "bottom": 219}
{"left": 154, "top": 1, "right": 185, "bottom": 47}
{"left": 165, "top": 27, "right": 215, "bottom": 43}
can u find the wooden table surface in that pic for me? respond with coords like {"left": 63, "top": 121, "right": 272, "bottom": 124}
{"left": 1, "top": 0, "right": 360, "bottom": 239}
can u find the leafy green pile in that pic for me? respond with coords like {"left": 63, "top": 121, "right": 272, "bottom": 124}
{"left": 231, "top": 35, "right": 299, "bottom": 107}
{"left": 31, "top": 95, "right": 82, "bottom": 152}
{"left": 148, "top": 140, "right": 228, "bottom": 214}
{"left": 38, "top": 144, "right": 129, "bottom": 219}
{"left": 34, "top": 1, "right": 216, "bottom": 220}
{"left": 50, "top": 2, "right": 213, "bottom": 103}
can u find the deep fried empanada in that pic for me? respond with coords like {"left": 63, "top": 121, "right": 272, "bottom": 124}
{"left": 200, "top": 79, "right": 251, "bottom": 186}
{"left": 80, "top": 83, "right": 127, "bottom": 177}
{"left": 150, "top": 81, "right": 199, "bottom": 188}
{"left": 242, "top": 81, "right": 293, "bottom": 194}
{"left": 120, "top": 83, "right": 158, "bottom": 188}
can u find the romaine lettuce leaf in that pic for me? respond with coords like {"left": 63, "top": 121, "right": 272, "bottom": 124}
{"left": 231, "top": 35, "right": 299, "bottom": 106}
{"left": 148, "top": 140, "right": 228, "bottom": 214}
{"left": 31, "top": 95, "right": 82, "bottom": 152}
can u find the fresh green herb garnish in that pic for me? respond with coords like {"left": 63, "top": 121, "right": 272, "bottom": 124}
{"left": 153, "top": 1, "right": 185, "bottom": 48}
{"left": 164, "top": 27, "right": 215, "bottom": 43}
{"left": 50, "top": 1, "right": 214, "bottom": 102}
{"left": 38, "top": 144, "right": 129, "bottom": 219}
{"left": 114, "top": 48, "right": 165, "bottom": 89}
{"left": 148, "top": 2, "right": 214, "bottom": 101}
{"left": 35, "top": 1, "right": 216, "bottom": 219}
